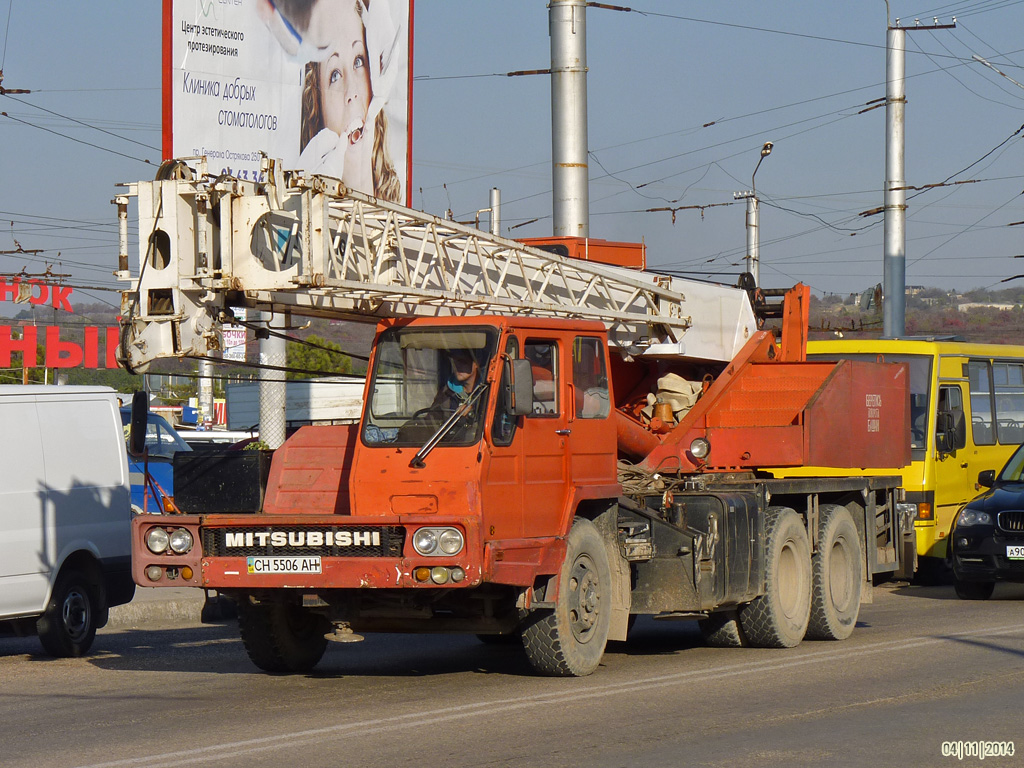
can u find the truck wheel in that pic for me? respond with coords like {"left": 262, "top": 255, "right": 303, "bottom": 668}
{"left": 698, "top": 610, "right": 747, "bottom": 647}
{"left": 953, "top": 579, "right": 995, "bottom": 600}
{"left": 237, "top": 599, "right": 329, "bottom": 673}
{"left": 806, "top": 505, "right": 862, "bottom": 641}
{"left": 739, "top": 507, "right": 811, "bottom": 648}
{"left": 521, "top": 518, "right": 611, "bottom": 676}
{"left": 37, "top": 570, "right": 98, "bottom": 657}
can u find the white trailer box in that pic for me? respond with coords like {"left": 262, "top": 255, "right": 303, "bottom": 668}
{"left": 0, "top": 386, "right": 134, "bottom": 656}
{"left": 225, "top": 376, "right": 364, "bottom": 431}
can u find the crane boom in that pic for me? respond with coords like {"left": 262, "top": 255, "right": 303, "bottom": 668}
{"left": 116, "top": 159, "right": 756, "bottom": 373}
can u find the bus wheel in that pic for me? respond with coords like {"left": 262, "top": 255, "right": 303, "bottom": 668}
{"left": 237, "top": 599, "right": 329, "bottom": 673}
{"left": 806, "top": 505, "right": 862, "bottom": 640}
{"left": 740, "top": 507, "right": 812, "bottom": 648}
{"left": 521, "top": 518, "right": 611, "bottom": 676}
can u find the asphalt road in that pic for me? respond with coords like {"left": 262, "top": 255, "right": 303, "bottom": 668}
{"left": 2, "top": 582, "right": 1023, "bottom": 768}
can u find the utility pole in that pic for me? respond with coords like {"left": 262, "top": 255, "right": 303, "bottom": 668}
{"left": 883, "top": 9, "right": 955, "bottom": 338}
{"left": 733, "top": 142, "right": 773, "bottom": 287}
{"left": 549, "top": 0, "right": 589, "bottom": 237}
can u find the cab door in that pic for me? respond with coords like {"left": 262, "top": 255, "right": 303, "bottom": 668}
{"left": 520, "top": 337, "right": 570, "bottom": 538}
{"left": 932, "top": 382, "right": 970, "bottom": 557}
{"left": 566, "top": 336, "right": 617, "bottom": 492}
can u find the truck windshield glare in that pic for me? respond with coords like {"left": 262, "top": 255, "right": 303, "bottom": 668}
{"left": 362, "top": 327, "right": 498, "bottom": 448}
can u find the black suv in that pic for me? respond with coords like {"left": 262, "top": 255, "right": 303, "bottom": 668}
{"left": 950, "top": 443, "right": 1024, "bottom": 599}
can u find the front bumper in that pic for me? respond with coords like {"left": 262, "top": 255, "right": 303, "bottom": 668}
{"left": 951, "top": 529, "right": 1024, "bottom": 583}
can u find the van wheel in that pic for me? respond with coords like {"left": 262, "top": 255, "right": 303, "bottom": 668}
{"left": 37, "top": 570, "right": 98, "bottom": 657}
{"left": 237, "top": 599, "right": 329, "bottom": 673}
{"left": 740, "top": 507, "right": 812, "bottom": 648}
{"left": 954, "top": 579, "right": 995, "bottom": 600}
{"left": 521, "top": 518, "right": 611, "bottom": 676}
{"left": 699, "top": 610, "right": 747, "bottom": 647}
{"left": 806, "top": 505, "right": 863, "bottom": 640}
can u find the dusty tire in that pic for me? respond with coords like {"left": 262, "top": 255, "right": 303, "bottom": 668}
{"left": 740, "top": 507, "right": 812, "bottom": 648}
{"left": 954, "top": 579, "right": 995, "bottom": 600}
{"left": 806, "top": 505, "right": 863, "bottom": 641}
{"left": 698, "top": 610, "right": 747, "bottom": 648}
{"left": 237, "top": 599, "right": 329, "bottom": 673}
{"left": 521, "top": 518, "right": 611, "bottom": 676}
{"left": 37, "top": 570, "right": 98, "bottom": 657}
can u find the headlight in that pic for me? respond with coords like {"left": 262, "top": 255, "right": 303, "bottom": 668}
{"left": 413, "top": 529, "right": 438, "bottom": 555}
{"left": 169, "top": 528, "right": 194, "bottom": 554}
{"left": 689, "top": 437, "right": 710, "bottom": 460}
{"left": 438, "top": 529, "right": 464, "bottom": 555}
{"left": 957, "top": 509, "right": 993, "bottom": 527}
{"left": 412, "top": 527, "right": 464, "bottom": 557}
{"left": 146, "top": 527, "right": 170, "bottom": 554}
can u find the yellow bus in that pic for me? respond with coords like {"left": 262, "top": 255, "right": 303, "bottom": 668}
{"left": 777, "top": 338, "right": 1024, "bottom": 580}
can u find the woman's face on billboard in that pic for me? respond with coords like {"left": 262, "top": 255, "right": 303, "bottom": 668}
{"left": 312, "top": 1, "right": 371, "bottom": 143}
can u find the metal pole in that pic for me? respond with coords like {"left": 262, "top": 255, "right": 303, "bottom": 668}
{"left": 489, "top": 187, "right": 501, "bottom": 236}
{"left": 884, "top": 24, "right": 907, "bottom": 338}
{"left": 259, "top": 311, "right": 287, "bottom": 449}
{"left": 198, "top": 358, "right": 214, "bottom": 426}
{"left": 549, "top": 0, "right": 589, "bottom": 237}
{"left": 746, "top": 195, "right": 760, "bottom": 286}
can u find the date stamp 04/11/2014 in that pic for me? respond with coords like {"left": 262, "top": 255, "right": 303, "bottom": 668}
{"left": 941, "top": 741, "right": 1015, "bottom": 761}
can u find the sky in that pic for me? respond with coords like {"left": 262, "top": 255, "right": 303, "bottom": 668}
{"left": 3, "top": 0, "right": 1024, "bottom": 322}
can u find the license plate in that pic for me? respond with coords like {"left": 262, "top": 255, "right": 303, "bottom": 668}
{"left": 1007, "top": 545, "right": 1024, "bottom": 560}
{"left": 246, "top": 556, "right": 322, "bottom": 574}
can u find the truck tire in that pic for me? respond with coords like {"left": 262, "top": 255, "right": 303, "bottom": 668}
{"left": 521, "top": 518, "right": 611, "bottom": 676}
{"left": 953, "top": 579, "right": 995, "bottom": 600}
{"left": 739, "top": 507, "right": 811, "bottom": 648}
{"left": 698, "top": 610, "right": 747, "bottom": 648}
{"left": 806, "top": 505, "right": 862, "bottom": 641}
{"left": 237, "top": 599, "right": 329, "bottom": 673}
{"left": 37, "top": 569, "right": 98, "bottom": 657}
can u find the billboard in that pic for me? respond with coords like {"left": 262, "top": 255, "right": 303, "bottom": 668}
{"left": 164, "top": 0, "right": 413, "bottom": 205}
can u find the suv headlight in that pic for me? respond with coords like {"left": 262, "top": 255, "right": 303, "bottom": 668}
{"left": 957, "top": 509, "right": 993, "bottom": 527}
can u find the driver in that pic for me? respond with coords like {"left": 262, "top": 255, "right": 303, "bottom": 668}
{"left": 433, "top": 348, "right": 482, "bottom": 414}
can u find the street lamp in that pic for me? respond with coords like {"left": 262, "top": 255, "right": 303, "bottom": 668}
{"left": 734, "top": 141, "right": 773, "bottom": 287}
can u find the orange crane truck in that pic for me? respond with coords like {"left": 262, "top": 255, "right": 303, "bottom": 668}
{"left": 118, "top": 160, "right": 912, "bottom": 676}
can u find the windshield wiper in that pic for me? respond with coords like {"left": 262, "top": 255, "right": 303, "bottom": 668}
{"left": 409, "top": 383, "right": 489, "bottom": 468}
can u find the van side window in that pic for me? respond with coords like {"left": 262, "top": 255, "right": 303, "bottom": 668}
{"left": 525, "top": 339, "right": 558, "bottom": 417}
{"left": 491, "top": 337, "right": 520, "bottom": 446}
{"left": 967, "top": 361, "right": 995, "bottom": 446}
{"left": 572, "top": 337, "right": 610, "bottom": 419}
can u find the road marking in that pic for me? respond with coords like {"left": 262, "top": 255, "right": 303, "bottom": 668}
{"left": 75, "top": 622, "right": 1024, "bottom": 768}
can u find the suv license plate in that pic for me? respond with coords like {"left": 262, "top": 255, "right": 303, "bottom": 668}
{"left": 1007, "top": 546, "right": 1024, "bottom": 560}
{"left": 247, "top": 556, "right": 322, "bottom": 574}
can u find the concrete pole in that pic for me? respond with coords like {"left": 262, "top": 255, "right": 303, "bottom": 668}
{"left": 745, "top": 196, "right": 760, "bottom": 285}
{"left": 259, "top": 311, "right": 287, "bottom": 449}
{"left": 489, "top": 187, "right": 501, "bottom": 236}
{"left": 198, "top": 358, "right": 214, "bottom": 426}
{"left": 549, "top": 0, "right": 589, "bottom": 237}
{"left": 884, "top": 25, "right": 907, "bottom": 338}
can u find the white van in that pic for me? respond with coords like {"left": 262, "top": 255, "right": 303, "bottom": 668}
{"left": 0, "top": 386, "right": 134, "bottom": 656}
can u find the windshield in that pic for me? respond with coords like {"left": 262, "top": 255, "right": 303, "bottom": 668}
{"left": 362, "top": 327, "right": 498, "bottom": 447}
{"left": 807, "top": 352, "right": 931, "bottom": 454}
{"left": 120, "top": 408, "right": 193, "bottom": 458}
{"left": 999, "top": 443, "right": 1024, "bottom": 483}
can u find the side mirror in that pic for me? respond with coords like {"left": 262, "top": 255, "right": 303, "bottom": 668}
{"left": 506, "top": 358, "right": 534, "bottom": 417}
{"left": 978, "top": 469, "right": 996, "bottom": 488}
{"left": 129, "top": 390, "right": 148, "bottom": 457}
{"left": 936, "top": 410, "right": 967, "bottom": 457}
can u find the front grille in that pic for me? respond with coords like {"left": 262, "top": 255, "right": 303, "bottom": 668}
{"left": 997, "top": 510, "right": 1024, "bottom": 533}
{"left": 202, "top": 525, "right": 405, "bottom": 558}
